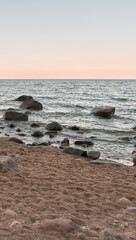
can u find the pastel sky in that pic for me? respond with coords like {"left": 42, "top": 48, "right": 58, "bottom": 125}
{"left": 0, "top": 0, "right": 136, "bottom": 79}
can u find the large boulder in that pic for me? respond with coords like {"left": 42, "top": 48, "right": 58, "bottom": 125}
{"left": 20, "top": 99, "right": 43, "bottom": 110}
{"left": 14, "top": 95, "right": 33, "bottom": 102}
{"left": 0, "top": 156, "right": 17, "bottom": 172}
{"left": 92, "top": 106, "right": 115, "bottom": 118}
{"left": 46, "top": 122, "right": 63, "bottom": 131}
{"left": 64, "top": 147, "right": 87, "bottom": 157}
{"left": 3, "top": 111, "right": 28, "bottom": 121}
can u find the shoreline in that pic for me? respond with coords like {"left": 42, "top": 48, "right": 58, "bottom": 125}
{"left": 0, "top": 137, "right": 136, "bottom": 239}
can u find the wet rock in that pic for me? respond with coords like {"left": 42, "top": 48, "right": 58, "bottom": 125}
{"left": 75, "top": 140, "right": 94, "bottom": 146}
{"left": 64, "top": 147, "right": 87, "bottom": 157}
{"left": 133, "top": 157, "right": 136, "bottom": 165}
{"left": 9, "top": 123, "right": 15, "bottom": 128}
{"left": 121, "top": 137, "right": 130, "bottom": 141}
{"left": 49, "top": 133, "right": 55, "bottom": 138}
{"left": 61, "top": 138, "right": 69, "bottom": 146}
{"left": 0, "top": 151, "right": 7, "bottom": 156}
{"left": 45, "top": 130, "right": 58, "bottom": 135}
{"left": 99, "top": 228, "right": 127, "bottom": 240}
{"left": 30, "top": 123, "right": 40, "bottom": 128}
{"left": 9, "top": 137, "right": 24, "bottom": 144}
{"left": 20, "top": 99, "right": 43, "bottom": 110}
{"left": 92, "top": 106, "right": 115, "bottom": 118}
{"left": 32, "top": 131, "right": 44, "bottom": 138}
{"left": 14, "top": 95, "right": 33, "bottom": 102}
{"left": 69, "top": 126, "right": 80, "bottom": 131}
{"left": 3, "top": 111, "right": 28, "bottom": 121}
{"left": 38, "top": 142, "right": 48, "bottom": 146}
{"left": 87, "top": 151, "right": 100, "bottom": 160}
{"left": 46, "top": 122, "right": 63, "bottom": 131}
{"left": 18, "top": 133, "right": 26, "bottom": 136}
{"left": 16, "top": 128, "right": 21, "bottom": 132}
{"left": 132, "top": 126, "right": 136, "bottom": 130}
{"left": 0, "top": 156, "right": 17, "bottom": 172}
{"left": 116, "top": 198, "right": 132, "bottom": 208}
{"left": 39, "top": 217, "right": 79, "bottom": 233}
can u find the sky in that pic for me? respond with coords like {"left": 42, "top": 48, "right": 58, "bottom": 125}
{"left": 0, "top": 0, "right": 136, "bottom": 79}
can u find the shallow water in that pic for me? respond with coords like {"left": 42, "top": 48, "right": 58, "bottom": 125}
{"left": 0, "top": 79, "right": 135, "bottom": 165}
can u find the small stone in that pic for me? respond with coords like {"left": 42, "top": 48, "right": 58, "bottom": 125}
{"left": 10, "top": 220, "right": 22, "bottom": 229}
{"left": 0, "top": 151, "right": 7, "bottom": 156}
{"left": 114, "top": 220, "right": 119, "bottom": 224}
{"left": 77, "top": 232, "right": 87, "bottom": 240}
{"left": 39, "top": 217, "right": 79, "bottom": 233}
{"left": 81, "top": 226, "right": 90, "bottom": 232}
{"left": 116, "top": 198, "right": 132, "bottom": 208}
{"left": 4, "top": 209, "right": 17, "bottom": 217}
{"left": 49, "top": 133, "right": 55, "bottom": 138}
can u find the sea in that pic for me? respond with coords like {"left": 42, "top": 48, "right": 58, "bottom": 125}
{"left": 0, "top": 79, "right": 135, "bottom": 166}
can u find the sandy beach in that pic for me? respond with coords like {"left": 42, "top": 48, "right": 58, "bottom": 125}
{"left": 0, "top": 137, "right": 136, "bottom": 240}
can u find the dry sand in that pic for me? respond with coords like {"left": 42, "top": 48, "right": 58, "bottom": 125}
{"left": 0, "top": 137, "right": 136, "bottom": 240}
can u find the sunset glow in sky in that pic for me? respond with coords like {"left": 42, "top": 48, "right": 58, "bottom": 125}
{"left": 0, "top": 0, "right": 136, "bottom": 79}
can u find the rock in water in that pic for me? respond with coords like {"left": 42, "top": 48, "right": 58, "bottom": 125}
{"left": 3, "top": 111, "right": 28, "bottom": 121}
{"left": 0, "top": 156, "right": 17, "bottom": 172}
{"left": 32, "top": 131, "right": 44, "bottom": 137}
{"left": 74, "top": 140, "right": 94, "bottom": 146}
{"left": 87, "top": 151, "right": 100, "bottom": 160}
{"left": 91, "top": 106, "right": 115, "bottom": 118}
{"left": 46, "top": 122, "right": 63, "bottom": 131}
{"left": 14, "top": 95, "right": 33, "bottom": 102}
{"left": 30, "top": 123, "right": 40, "bottom": 128}
{"left": 20, "top": 99, "right": 43, "bottom": 110}
{"left": 64, "top": 147, "right": 87, "bottom": 157}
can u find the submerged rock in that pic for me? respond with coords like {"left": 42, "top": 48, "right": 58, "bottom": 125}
{"left": 30, "top": 123, "right": 40, "bottom": 128}
{"left": 20, "top": 99, "right": 43, "bottom": 110}
{"left": 69, "top": 126, "right": 80, "bottom": 131}
{"left": 64, "top": 147, "right": 87, "bottom": 157}
{"left": 46, "top": 122, "right": 63, "bottom": 131}
{"left": 0, "top": 156, "right": 17, "bottom": 172}
{"left": 74, "top": 140, "right": 94, "bottom": 146}
{"left": 92, "top": 106, "right": 115, "bottom": 118}
{"left": 3, "top": 111, "right": 28, "bottom": 121}
{"left": 14, "top": 95, "right": 33, "bottom": 102}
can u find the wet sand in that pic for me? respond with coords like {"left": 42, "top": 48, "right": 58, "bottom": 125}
{"left": 0, "top": 137, "right": 136, "bottom": 240}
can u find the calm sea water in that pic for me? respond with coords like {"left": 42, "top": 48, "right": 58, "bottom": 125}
{"left": 0, "top": 79, "right": 135, "bottom": 165}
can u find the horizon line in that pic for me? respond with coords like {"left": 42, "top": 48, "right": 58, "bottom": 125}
{"left": 0, "top": 78, "right": 136, "bottom": 80}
